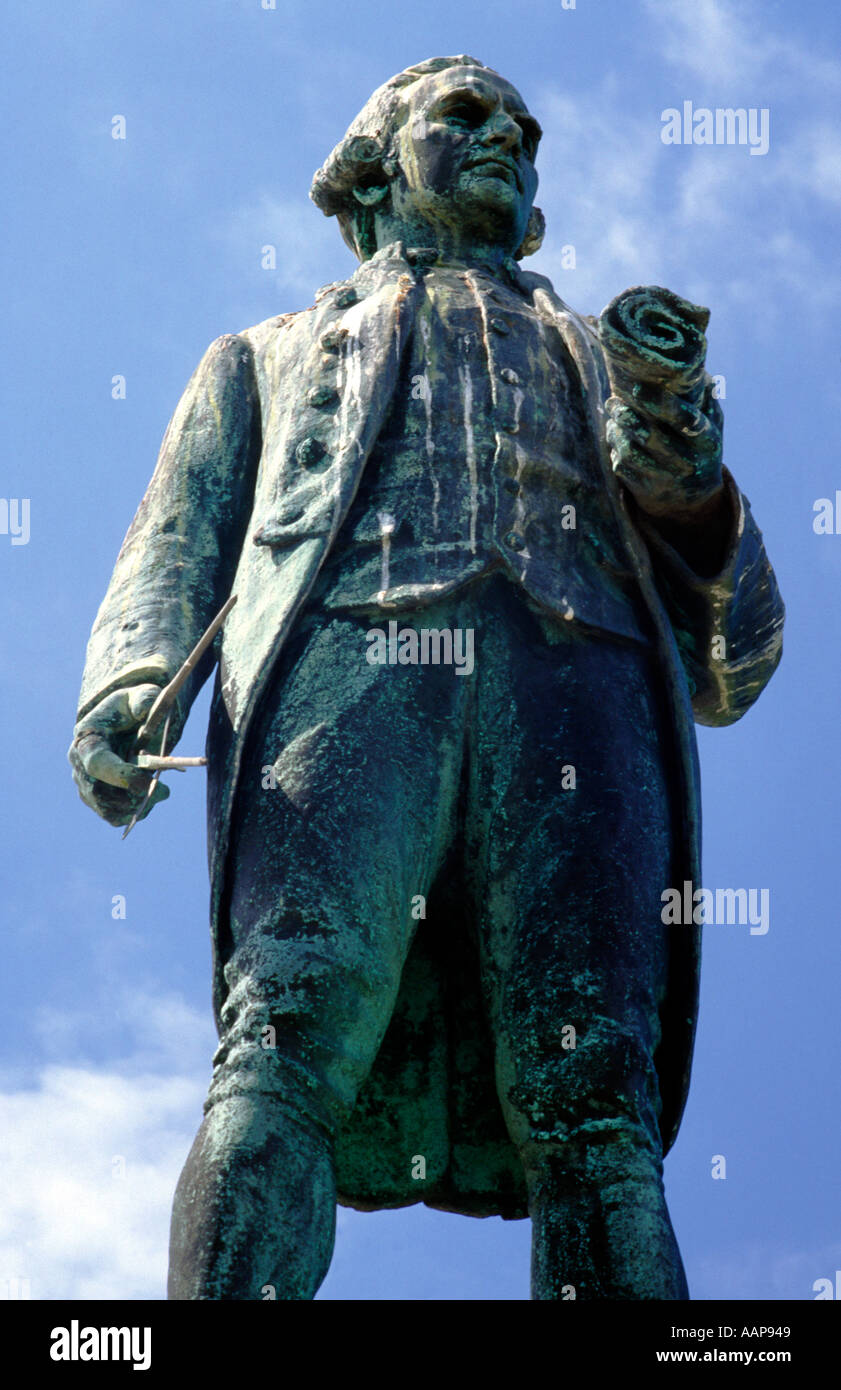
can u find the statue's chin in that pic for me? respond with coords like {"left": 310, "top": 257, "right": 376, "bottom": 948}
{"left": 458, "top": 171, "right": 519, "bottom": 205}
{"left": 448, "top": 182, "right": 524, "bottom": 246}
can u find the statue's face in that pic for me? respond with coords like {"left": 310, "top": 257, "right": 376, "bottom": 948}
{"left": 387, "top": 66, "right": 541, "bottom": 252}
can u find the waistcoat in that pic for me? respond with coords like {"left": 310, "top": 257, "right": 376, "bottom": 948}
{"left": 305, "top": 255, "right": 651, "bottom": 643}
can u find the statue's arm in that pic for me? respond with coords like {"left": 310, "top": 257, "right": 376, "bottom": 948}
{"left": 70, "top": 332, "right": 262, "bottom": 821}
{"left": 632, "top": 472, "right": 784, "bottom": 726}
{"left": 596, "top": 346, "right": 784, "bottom": 727}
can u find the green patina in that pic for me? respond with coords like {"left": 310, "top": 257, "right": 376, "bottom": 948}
{"left": 70, "top": 56, "right": 784, "bottom": 1300}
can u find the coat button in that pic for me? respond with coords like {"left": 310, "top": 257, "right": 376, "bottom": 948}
{"left": 499, "top": 417, "right": 519, "bottom": 433}
{"left": 307, "top": 385, "right": 338, "bottom": 408}
{"left": 502, "top": 477, "right": 520, "bottom": 495}
{"left": 296, "top": 437, "right": 328, "bottom": 469}
{"left": 334, "top": 287, "right": 358, "bottom": 308}
{"left": 490, "top": 316, "right": 510, "bottom": 335}
{"left": 500, "top": 367, "right": 519, "bottom": 384}
{"left": 320, "top": 329, "right": 347, "bottom": 352}
{"left": 504, "top": 530, "right": 525, "bottom": 551}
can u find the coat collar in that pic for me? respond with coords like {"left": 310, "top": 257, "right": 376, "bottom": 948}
{"left": 345, "top": 240, "right": 535, "bottom": 299}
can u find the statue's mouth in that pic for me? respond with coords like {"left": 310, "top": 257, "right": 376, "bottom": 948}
{"left": 464, "top": 156, "right": 522, "bottom": 192}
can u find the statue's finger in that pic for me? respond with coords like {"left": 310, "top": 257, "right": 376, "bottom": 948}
{"left": 128, "top": 684, "right": 164, "bottom": 723}
{"left": 607, "top": 405, "right": 705, "bottom": 475}
{"left": 75, "top": 685, "right": 161, "bottom": 742}
{"left": 606, "top": 419, "right": 691, "bottom": 487}
{"left": 71, "top": 758, "right": 170, "bottom": 825}
{"left": 607, "top": 433, "right": 654, "bottom": 488}
{"left": 74, "top": 731, "right": 153, "bottom": 793}
{"left": 627, "top": 384, "right": 716, "bottom": 443}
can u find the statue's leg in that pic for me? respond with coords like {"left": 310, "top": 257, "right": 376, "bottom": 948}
{"left": 524, "top": 1128, "right": 687, "bottom": 1301}
{"left": 466, "top": 577, "right": 688, "bottom": 1300}
{"left": 167, "top": 1095, "right": 337, "bottom": 1301}
{"left": 169, "top": 607, "right": 466, "bottom": 1300}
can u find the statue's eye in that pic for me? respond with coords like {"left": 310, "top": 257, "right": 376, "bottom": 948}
{"left": 442, "top": 98, "right": 486, "bottom": 129}
{"left": 515, "top": 116, "right": 541, "bottom": 161}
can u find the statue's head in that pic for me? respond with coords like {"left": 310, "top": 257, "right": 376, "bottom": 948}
{"left": 311, "top": 56, "right": 544, "bottom": 263}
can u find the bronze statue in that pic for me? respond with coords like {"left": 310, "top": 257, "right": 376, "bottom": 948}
{"left": 69, "top": 56, "right": 784, "bottom": 1300}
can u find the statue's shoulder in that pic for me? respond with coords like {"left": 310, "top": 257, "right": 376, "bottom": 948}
{"left": 228, "top": 265, "right": 369, "bottom": 375}
{"left": 235, "top": 306, "right": 312, "bottom": 360}
{"left": 517, "top": 267, "right": 557, "bottom": 298}
{"left": 518, "top": 268, "right": 601, "bottom": 345}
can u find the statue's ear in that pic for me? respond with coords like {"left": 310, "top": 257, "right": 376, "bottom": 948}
{"left": 515, "top": 206, "right": 545, "bottom": 259}
{"left": 352, "top": 184, "right": 389, "bottom": 208}
{"left": 352, "top": 149, "right": 397, "bottom": 210}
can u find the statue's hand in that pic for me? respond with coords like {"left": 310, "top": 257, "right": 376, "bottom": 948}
{"left": 605, "top": 379, "right": 724, "bottom": 519}
{"left": 68, "top": 684, "right": 173, "bottom": 827}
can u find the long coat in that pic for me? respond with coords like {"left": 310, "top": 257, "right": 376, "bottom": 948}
{"left": 76, "top": 241, "right": 784, "bottom": 1218}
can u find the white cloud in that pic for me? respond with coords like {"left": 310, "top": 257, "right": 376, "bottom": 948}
{"left": 32, "top": 990, "right": 215, "bottom": 1079}
{"left": 0, "top": 993, "right": 212, "bottom": 1300}
{"left": 528, "top": 90, "right": 666, "bottom": 310}
{"left": 774, "top": 123, "right": 841, "bottom": 209}
{"left": 644, "top": 0, "right": 841, "bottom": 93}
{"left": 0, "top": 984, "right": 369, "bottom": 1301}
{"left": 644, "top": 0, "right": 777, "bottom": 87}
{"left": 525, "top": 5, "right": 841, "bottom": 327}
{"left": 218, "top": 193, "right": 355, "bottom": 310}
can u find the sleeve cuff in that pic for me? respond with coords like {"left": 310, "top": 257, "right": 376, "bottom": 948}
{"left": 76, "top": 658, "right": 170, "bottom": 723}
{"left": 633, "top": 467, "right": 746, "bottom": 591}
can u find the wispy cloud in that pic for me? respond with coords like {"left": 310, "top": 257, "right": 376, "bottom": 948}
{"left": 526, "top": 0, "right": 839, "bottom": 327}
{"left": 0, "top": 993, "right": 212, "bottom": 1300}
{"left": 690, "top": 1238, "right": 841, "bottom": 1301}
{"left": 529, "top": 91, "right": 665, "bottom": 310}
{"left": 644, "top": 0, "right": 841, "bottom": 93}
{"left": 216, "top": 193, "right": 355, "bottom": 313}
{"left": 644, "top": 0, "right": 781, "bottom": 87}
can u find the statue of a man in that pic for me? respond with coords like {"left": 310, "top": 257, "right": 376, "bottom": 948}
{"left": 69, "top": 55, "right": 784, "bottom": 1300}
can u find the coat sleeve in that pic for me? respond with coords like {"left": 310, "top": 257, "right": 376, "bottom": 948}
{"left": 75, "top": 332, "right": 262, "bottom": 736}
{"left": 633, "top": 467, "right": 785, "bottom": 726}
{"left": 574, "top": 304, "right": 785, "bottom": 729}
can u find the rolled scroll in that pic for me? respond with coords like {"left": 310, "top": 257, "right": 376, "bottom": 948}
{"left": 597, "top": 285, "right": 711, "bottom": 408}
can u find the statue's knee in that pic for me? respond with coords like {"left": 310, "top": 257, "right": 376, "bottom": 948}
{"left": 200, "top": 1089, "right": 332, "bottom": 1171}
{"left": 504, "top": 1014, "right": 662, "bottom": 1152}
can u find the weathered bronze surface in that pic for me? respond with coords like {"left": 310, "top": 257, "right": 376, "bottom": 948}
{"left": 69, "top": 56, "right": 784, "bottom": 1300}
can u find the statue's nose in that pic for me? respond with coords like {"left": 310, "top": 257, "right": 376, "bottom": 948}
{"left": 481, "top": 112, "right": 522, "bottom": 153}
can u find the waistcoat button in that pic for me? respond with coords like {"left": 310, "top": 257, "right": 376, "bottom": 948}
{"left": 296, "top": 437, "right": 328, "bottom": 468}
{"left": 320, "top": 329, "right": 347, "bottom": 352}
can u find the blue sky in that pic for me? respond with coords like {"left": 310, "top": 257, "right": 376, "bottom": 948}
{"left": 2, "top": 0, "right": 839, "bottom": 1300}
